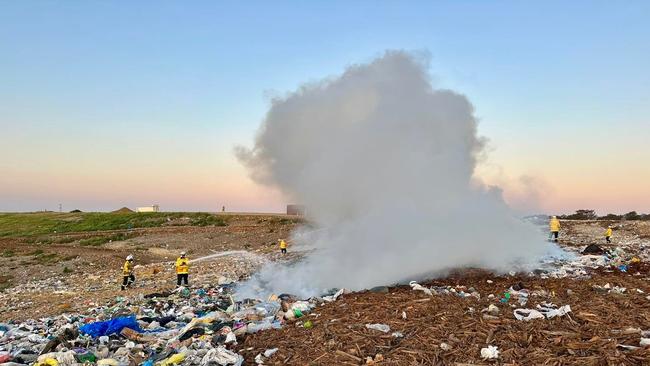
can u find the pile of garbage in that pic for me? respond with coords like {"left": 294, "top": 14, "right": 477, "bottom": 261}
{"left": 0, "top": 282, "right": 336, "bottom": 366}
{"left": 539, "top": 243, "right": 645, "bottom": 279}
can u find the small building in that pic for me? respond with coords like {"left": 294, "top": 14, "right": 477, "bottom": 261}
{"left": 136, "top": 205, "right": 160, "bottom": 213}
{"left": 286, "top": 204, "right": 305, "bottom": 216}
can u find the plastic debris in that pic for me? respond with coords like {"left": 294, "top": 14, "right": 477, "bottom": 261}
{"left": 537, "top": 303, "right": 572, "bottom": 318}
{"left": 514, "top": 303, "right": 571, "bottom": 321}
{"left": 323, "top": 288, "right": 345, "bottom": 302}
{"left": 96, "top": 359, "right": 119, "bottom": 366}
{"left": 365, "top": 323, "right": 391, "bottom": 333}
{"left": 263, "top": 348, "right": 278, "bottom": 358}
{"left": 480, "top": 345, "right": 499, "bottom": 359}
{"left": 514, "top": 308, "right": 545, "bottom": 321}
{"left": 159, "top": 353, "right": 185, "bottom": 366}
{"left": 483, "top": 304, "right": 500, "bottom": 316}
{"left": 79, "top": 316, "right": 142, "bottom": 338}
{"left": 409, "top": 281, "right": 433, "bottom": 296}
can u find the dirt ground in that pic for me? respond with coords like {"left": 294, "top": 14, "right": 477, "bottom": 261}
{"left": 235, "top": 220, "right": 650, "bottom": 365}
{"left": 0, "top": 214, "right": 301, "bottom": 321}
{"left": 239, "top": 266, "right": 650, "bottom": 365}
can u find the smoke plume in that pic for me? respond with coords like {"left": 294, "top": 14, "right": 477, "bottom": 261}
{"left": 236, "top": 51, "right": 550, "bottom": 298}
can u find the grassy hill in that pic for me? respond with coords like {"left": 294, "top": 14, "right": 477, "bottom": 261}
{"left": 0, "top": 212, "right": 228, "bottom": 238}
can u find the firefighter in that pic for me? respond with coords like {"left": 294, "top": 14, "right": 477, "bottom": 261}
{"left": 121, "top": 255, "right": 135, "bottom": 290}
{"left": 605, "top": 226, "right": 613, "bottom": 243}
{"left": 549, "top": 216, "right": 561, "bottom": 242}
{"left": 175, "top": 251, "right": 190, "bottom": 286}
{"left": 279, "top": 239, "right": 287, "bottom": 254}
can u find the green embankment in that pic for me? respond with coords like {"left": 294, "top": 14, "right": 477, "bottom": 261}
{"left": 0, "top": 212, "right": 228, "bottom": 238}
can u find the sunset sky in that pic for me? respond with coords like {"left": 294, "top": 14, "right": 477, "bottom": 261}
{"left": 1, "top": 1, "right": 649, "bottom": 214}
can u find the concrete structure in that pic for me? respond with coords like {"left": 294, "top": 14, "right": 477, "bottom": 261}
{"left": 136, "top": 205, "right": 159, "bottom": 213}
{"left": 286, "top": 204, "right": 305, "bottom": 216}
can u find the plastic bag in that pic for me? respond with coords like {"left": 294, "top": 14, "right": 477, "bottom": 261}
{"left": 254, "top": 302, "right": 281, "bottom": 317}
{"left": 200, "top": 347, "right": 243, "bottom": 366}
{"left": 537, "top": 303, "right": 571, "bottom": 318}
{"left": 96, "top": 360, "right": 119, "bottom": 366}
{"left": 481, "top": 345, "right": 499, "bottom": 359}
{"left": 290, "top": 301, "right": 311, "bottom": 313}
{"left": 323, "top": 288, "right": 345, "bottom": 302}
{"left": 159, "top": 353, "right": 185, "bottom": 366}
{"left": 35, "top": 359, "right": 59, "bottom": 366}
{"left": 365, "top": 323, "right": 390, "bottom": 333}
{"left": 514, "top": 309, "right": 545, "bottom": 321}
{"left": 79, "top": 316, "right": 143, "bottom": 338}
{"left": 409, "top": 281, "right": 432, "bottom": 296}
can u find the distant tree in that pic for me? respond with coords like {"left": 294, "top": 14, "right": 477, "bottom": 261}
{"left": 600, "top": 213, "right": 622, "bottom": 220}
{"left": 69, "top": 209, "right": 82, "bottom": 213}
{"left": 624, "top": 211, "right": 641, "bottom": 220}
{"left": 566, "top": 209, "right": 598, "bottom": 220}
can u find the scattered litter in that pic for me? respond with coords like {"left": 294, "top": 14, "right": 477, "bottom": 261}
{"left": 409, "top": 281, "right": 432, "bottom": 296}
{"left": 582, "top": 244, "right": 606, "bottom": 255}
{"left": 593, "top": 283, "right": 627, "bottom": 294}
{"left": 263, "top": 348, "right": 278, "bottom": 358}
{"left": 641, "top": 338, "right": 650, "bottom": 347}
{"left": 365, "top": 323, "right": 391, "bottom": 333}
{"left": 537, "top": 303, "right": 572, "bottom": 318}
{"left": 480, "top": 345, "right": 499, "bottom": 359}
{"left": 482, "top": 304, "right": 500, "bottom": 316}
{"left": 514, "top": 308, "right": 545, "bottom": 321}
{"left": 514, "top": 303, "right": 571, "bottom": 321}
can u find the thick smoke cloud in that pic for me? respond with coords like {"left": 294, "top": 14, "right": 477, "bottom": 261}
{"left": 236, "top": 51, "right": 549, "bottom": 297}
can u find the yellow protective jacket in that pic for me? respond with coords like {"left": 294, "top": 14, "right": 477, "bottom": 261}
{"left": 123, "top": 260, "right": 133, "bottom": 276}
{"left": 175, "top": 257, "right": 189, "bottom": 274}
{"left": 279, "top": 240, "right": 287, "bottom": 249}
{"left": 605, "top": 228, "right": 612, "bottom": 237}
{"left": 549, "top": 218, "right": 561, "bottom": 232}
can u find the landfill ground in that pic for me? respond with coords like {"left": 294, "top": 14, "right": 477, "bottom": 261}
{"left": 0, "top": 213, "right": 301, "bottom": 321}
{"left": 1, "top": 215, "right": 650, "bottom": 365}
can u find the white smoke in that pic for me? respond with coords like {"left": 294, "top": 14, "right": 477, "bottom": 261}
{"left": 235, "top": 51, "right": 551, "bottom": 298}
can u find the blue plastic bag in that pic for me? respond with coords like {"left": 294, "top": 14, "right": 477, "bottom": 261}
{"left": 80, "top": 316, "right": 143, "bottom": 337}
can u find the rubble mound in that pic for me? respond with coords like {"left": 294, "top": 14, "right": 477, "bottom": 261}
{"left": 112, "top": 207, "right": 134, "bottom": 214}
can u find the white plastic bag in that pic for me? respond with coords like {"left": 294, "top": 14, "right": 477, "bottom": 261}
{"left": 365, "top": 323, "right": 390, "bottom": 333}
{"left": 409, "top": 281, "right": 432, "bottom": 296}
{"left": 480, "top": 345, "right": 499, "bottom": 359}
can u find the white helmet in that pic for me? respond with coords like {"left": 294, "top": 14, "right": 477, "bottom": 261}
{"left": 126, "top": 255, "right": 134, "bottom": 261}
{"left": 180, "top": 251, "right": 186, "bottom": 257}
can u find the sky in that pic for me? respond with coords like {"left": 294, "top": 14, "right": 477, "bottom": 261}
{"left": 1, "top": 1, "right": 649, "bottom": 214}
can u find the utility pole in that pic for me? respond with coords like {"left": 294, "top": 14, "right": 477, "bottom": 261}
{"left": 59, "top": 203, "right": 62, "bottom": 213}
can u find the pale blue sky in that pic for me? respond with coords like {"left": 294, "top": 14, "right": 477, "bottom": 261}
{"left": 1, "top": 1, "right": 649, "bottom": 213}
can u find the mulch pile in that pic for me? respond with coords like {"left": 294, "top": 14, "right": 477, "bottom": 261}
{"left": 238, "top": 264, "right": 650, "bottom": 365}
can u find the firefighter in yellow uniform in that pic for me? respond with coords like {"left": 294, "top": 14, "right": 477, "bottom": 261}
{"left": 605, "top": 226, "right": 613, "bottom": 243}
{"left": 121, "top": 255, "right": 135, "bottom": 290}
{"left": 175, "top": 251, "right": 190, "bottom": 286}
{"left": 279, "top": 239, "right": 287, "bottom": 254}
{"left": 549, "top": 216, "right": 561, "bottom": 242}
